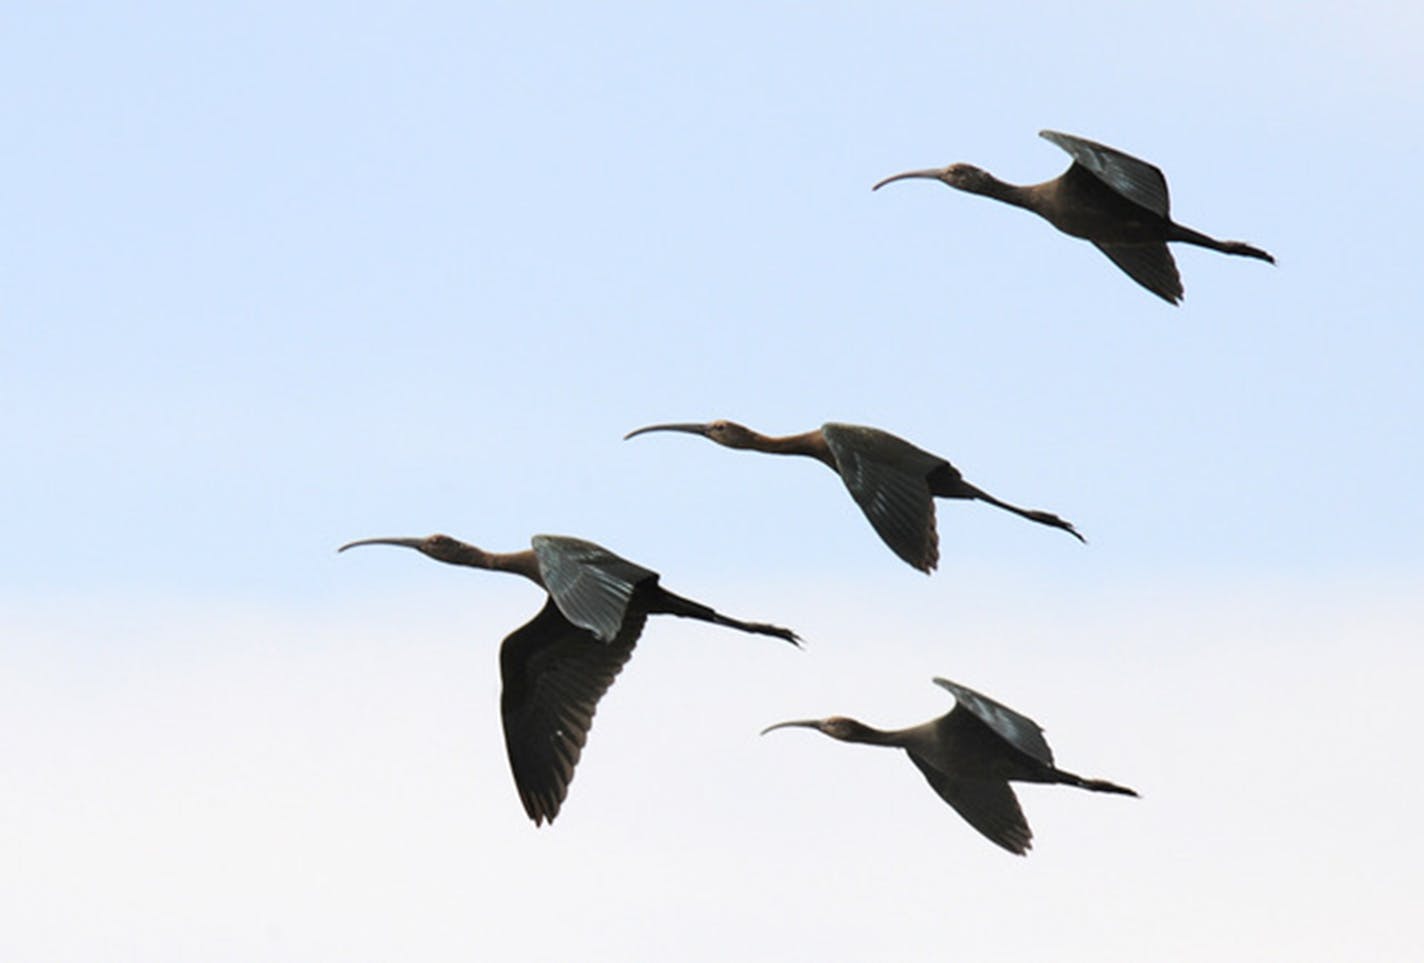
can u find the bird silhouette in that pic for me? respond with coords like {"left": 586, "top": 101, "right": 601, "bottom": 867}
{"left": 625, "top": 419, "right": 1083, "bottom": 572}
{"left": 873, "top": 129, "right": 1274, "bottom": 304}
{"left": 340, "top": 532, "right": 800, "bottom": 825}
{"left": 763, "top": 677, "right": 1137, "bottom": 855}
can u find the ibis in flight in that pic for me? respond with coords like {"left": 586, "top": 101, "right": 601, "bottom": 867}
{"left": 340, "top": 532, "right": 800, "bottom": 825}
{"left": 763, "top": 677, "right": 1137, "bottom": 855}
{"left": 873, "top": 129, "right": 1274, "bottom": 304}
{"left": 624, "top": 420, "right": 1083, "bottom": 572}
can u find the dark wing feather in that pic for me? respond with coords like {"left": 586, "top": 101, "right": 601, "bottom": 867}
{"left": 1040, "top": 130, "right": 1170, "bottom": 218}
{"left": 821, "top": 423, "right": 941, "bottom": 572}
{"left": 1093, "top": 241, "right": 1183, "bottom": 304}
{"left": 908, "top": 752, "right": 1033, "bottom": 855}
{"left": 499, "top": 597, "right": 641, "bottom": 825}
{"left": 933, "top": 677, "right": 1053, "bottom": 766}
{"left": 532, "top": 534, "right": 659, "bottom": 642}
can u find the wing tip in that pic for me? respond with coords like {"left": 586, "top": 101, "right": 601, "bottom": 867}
{"left": 1038, "top": 129, "right": 1071, "bottom": 151}
{"left": 930, "top": 676, "right": 961, "bottom": 701}
{"left": 521, "top": 788, "right": 565, "bottom": 827}
{"left": 1000, "top": 833, "right": 1033, "bottom": 856}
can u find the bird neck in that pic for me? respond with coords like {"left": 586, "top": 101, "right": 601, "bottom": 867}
{"left": 440, "top": 543, "right": 544, "bottom": 586}
{"left": 964, "top": 172, "right": 1035, "bottom": 210}
{"left": 836, "top": 719, "right": 907, "bottom": 747}
{"left": 485, "top": 548, "right": 545, "bottom": 585}
{"left": 747, "top": 430, "right": 836, "bottom": 469}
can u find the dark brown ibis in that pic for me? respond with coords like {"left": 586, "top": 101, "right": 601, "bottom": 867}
{"left": 624, "top": 420, "right": 1082, "bottom": 573}
{"left": 873, "top": 129, "right": 1274, "bottom": 304}
{"left": 339, "top": 532, "right": 800, "bottom": 825}
{"left": 763, "top": 677, "right": 1137, "bottom": 855}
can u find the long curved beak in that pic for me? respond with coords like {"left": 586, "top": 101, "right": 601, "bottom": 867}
{"left": 337, "top": 536, "right": 425, "bottom": 553}
{"left": 872, "top": 167, "right": 946, "bottom": 191}
{"left": 623, "top": 422, "right": 711, "bottom": 441}
{"left": 760, "top": 719, "right": 823, "bottom": 736}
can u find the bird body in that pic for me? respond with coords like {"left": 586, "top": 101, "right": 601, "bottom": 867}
{"left": 625, "top": 419, "right": 1082, "bottom": 572}
{"left": 340, "top": 532, "right": 799, "bottom": 825}
{"left": 763, "top": 678, "right": 1137, "bottom": 855}
{"left": 873, "top": 129, "right": 1274, "bottom": 304}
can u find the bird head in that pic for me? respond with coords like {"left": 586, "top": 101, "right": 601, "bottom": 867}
{"left": 624, "top": 419, "right": 759, "bottom": 450}
{"left": 873, "top": 162, "right": 994, "bottom": 194}
{"left": 338, "top": 533, "right": 484, "bottom": 565}
{"left": 761, "top": 716, "right": 874, "bottom": 743}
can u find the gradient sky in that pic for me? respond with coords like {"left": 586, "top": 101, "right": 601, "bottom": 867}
{"left": 5, "top": 2, "right": 1422, "bottom": 961}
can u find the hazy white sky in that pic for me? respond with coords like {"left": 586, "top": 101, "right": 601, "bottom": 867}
{"left": 5, "top": 2, "right": 1421, "bottom": 961}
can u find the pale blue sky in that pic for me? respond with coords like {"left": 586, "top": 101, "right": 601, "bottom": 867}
{"left": 4, "top": 2, "right": 1421, "bottom": 960}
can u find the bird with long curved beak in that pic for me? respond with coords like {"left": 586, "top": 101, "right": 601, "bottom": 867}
{"left": 761, "top": 677, "right": 1137, "bottom": 855}
{"left": 340, "top": 532, "right": 799, "bottom": 826}
{"left": 625, "top": 419, "right": 1083, "bottom": 573}
{"left": 873, "top": 129, "right": 1274, "bottom": 304}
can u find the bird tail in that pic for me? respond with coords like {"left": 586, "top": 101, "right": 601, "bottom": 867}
{"left": 1054, "top": 768, "right": 1139, "bottom": 797}
{"left": 651, "top": 589, "right": 802, "bottom": 647}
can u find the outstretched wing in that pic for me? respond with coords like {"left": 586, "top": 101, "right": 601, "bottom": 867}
{"left": 1040, "top": 130, "right": 1170, "bottom": 218}
{"left": 499, "top": 598, "right": 642, "bottom": 825}
{"left": 1093, "top": 241, "right": 1183, "bottom": 304}
{"left": 908, "top": 752, "right": 1033, "bottom": 855}
{"left": 822, "top": 423, "right": 942, "bottom": 573}
{"left": 532, "top": 534, "right": 659, "bottom": 642}
{"left": 933, "top": 677, "right": 1053, "bottom": 766}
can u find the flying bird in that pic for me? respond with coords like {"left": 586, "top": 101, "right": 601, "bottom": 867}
{"left": 873, "top": 129, "right": 1274, "bottom": 304}
{"left": 339, "top": 532, "right": 800, "bottom": 825}
{"left": 763, "top": 677, "right": 1137, "bottom": 855}
{"left": 624, "top": 420, "right": 1083, "bottom": 572}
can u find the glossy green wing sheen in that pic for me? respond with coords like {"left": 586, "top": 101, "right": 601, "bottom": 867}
{"left": 932, "top": 677, "right": 1054, "bottom": 766}
{"left": 1040, "top": 130, "right": 1171, "bottom": 218}
{"left": 907, "top": 752, "right": 1033, "bottom": 855}
{"left": 821, "top": 424, "right": 942, "bottom": 572}
{"left": 531, "top": 535, "right": 658, "bottom": 643}
{"left": 500, "top": 598, "right": 641, "bottom": 825}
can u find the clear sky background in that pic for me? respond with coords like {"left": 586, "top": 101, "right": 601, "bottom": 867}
{"left": 4, "top": 2, "right": 1421, "bottom": 960}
